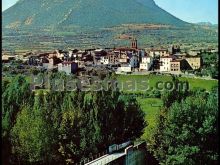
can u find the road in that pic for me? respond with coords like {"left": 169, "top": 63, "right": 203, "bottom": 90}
{"left": 85, "top": 152, "right": 126, "bottom": 165}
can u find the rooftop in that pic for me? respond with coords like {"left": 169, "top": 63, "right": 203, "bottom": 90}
{"left": 115, "top": 47, "right": 138, "bottom": 51}
{"left": 61, "top": 61, "right": 77, "bottom": 65}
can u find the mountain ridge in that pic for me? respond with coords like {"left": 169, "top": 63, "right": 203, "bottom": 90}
{"left": 3, "top": 0, "right": 189, "bottom": 29}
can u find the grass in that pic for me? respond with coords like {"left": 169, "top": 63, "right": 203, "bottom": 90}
{"left": 117, "top": 75, "right": 218, "bottom": 92}
{"left": 179, "top": 77, "right": 218, "bottom": 91}
{"left": 122, "top": 75, "right": 218, "bottom": 143}
{"left": 137, "top": 97, "right": 163, "bottom": 141}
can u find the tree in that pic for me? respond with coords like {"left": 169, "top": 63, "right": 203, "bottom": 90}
{"left": 2, "top": 73, "right": 146, "bottom": 164}
{"left": 2, "top": 75, "right": 33, "bottom": 164}
{"left": 152, "top": 89, "right": 218, "bottom": 164}
{"left": 11, "top": 91, "right": 56, "bottom": 163}
{"left": 57, "top": 89, "right": 146, "bottom": 164}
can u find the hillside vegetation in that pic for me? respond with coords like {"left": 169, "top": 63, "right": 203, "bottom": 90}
{"left": 3, "top": 0, "right": 187, "bottom": 28}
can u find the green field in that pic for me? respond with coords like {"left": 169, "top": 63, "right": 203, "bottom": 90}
{"left": 119, "top": 75, "right": 218, "bottom": 144}
{"left": 117, "top": 75, "right": 218, "bottom": 92}
{"left": 137, "top": 97, "right": 162, "bottom": 142}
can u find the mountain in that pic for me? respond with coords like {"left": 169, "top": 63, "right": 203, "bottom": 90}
{"left": 2, "top": 0, "right": 188, "bottom": 29}
{"left": 197, "top": 22, "right": 213, "bottom": 26}
{"left": 196, "top": 22, "right": 218, "bottom": 28}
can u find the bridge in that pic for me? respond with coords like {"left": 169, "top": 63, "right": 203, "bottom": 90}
{"left": 85, "top": 142, "right": 147, "bottom": 165}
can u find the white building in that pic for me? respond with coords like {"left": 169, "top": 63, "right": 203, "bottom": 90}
{"left": 139, "top": 56, "right": 153, "bottom": 71}
{"left": 149, "top": 49, "right": 169, "bottom": 57}
{"left": 160, "top": 57, "right": 173, "bottom": 72}
{"left": 118, "top": 53, "right": 128, "bottom": 63}
{"left": 117, "top": 65, "right": 132, "bottom": 73}
{"left": 58, "top": 61, "right": 78, "bottom": 75}
{"left": 100, "top": 56, "right": 109, "bottom": 65}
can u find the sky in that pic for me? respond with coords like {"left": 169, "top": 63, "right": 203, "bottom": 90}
{"left": 2, "top": 0, "right": 218, "bottom": 24}
{"left": 154, "top": 0, "right": 218, "bottom": 24}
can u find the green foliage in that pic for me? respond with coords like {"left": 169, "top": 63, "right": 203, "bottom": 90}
{"left": 137, "top": 97, "right": 162, "bottom": 144}
{"left": 200, "top": 52, "right": 219, "bottom": 78}
{"left": 151, "top": 89, "right": 218, "bottom": 164}
{"left": 2, "top": 74, "right": 145, "bottom": 164}
{"left": 2, "top": 75, "right": 33, "bottom": 133}
{"left": 3, "top": 0, "right": 186, "bottom": 28}
{"left": 2, "top": 75, "right": 34, "bottom": 164}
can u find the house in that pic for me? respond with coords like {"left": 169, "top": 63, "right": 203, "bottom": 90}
{"left": 108, "top": 52, "right": 119, "bottom": 64}
{"left": 118, "top": 53, "right": 128, "bottom": 63}
{"left": 48, "top": 51, "right": 57, "bottom": 59}
{"left": 55, "top": 49, "right": 68, "bottom": 60}
{"left": 15, "top": 55, "right": 25, "bottom": 61}
{"left": 48, "top": 56, "right": 62, "bottom": 69}
{"left": 58, "top": 61, "right": 78, "bottom": 75}
{"left": 185, "top": 57, "right": 201, "bottom": 70}
{"left": 41, "top": 57, "right": 49, "bottom": 69}
{"left": 100, "top": 56, "right": 109, "bottom": 65}
{"left": 117, "top": 64, "right": 132, "bottom": 73}
{"left": 94, "top": 49, "right": 107, "bottom": 57}
{"left": 139, "top": 56, "right": 153, "bottom": 71}
{"left": 173, "top": 53, "right": 188, "bottom": 59}
{"left": 149, "top": 48, "right": 169, "bottom": 57}
{"left": 160, "top": 56, "right": 173, "bottom": 72}
{"left": 68, "top": 49, "right": 79, "bottom": 57}
{"left": 170, "top": 60, "right": 182, "bottom": 73}
{"left": 28, "top": 55, "right": 41, "bottom": 66}
{"left": 82, "top": 53, "right": 93, "bottom": 62}
{"left": 2, "top": 55, "right": 16, "bottom": 63}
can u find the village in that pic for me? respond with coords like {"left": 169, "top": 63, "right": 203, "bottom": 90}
{"left": 2, "top": 38, "right": 218, "bottom": 78}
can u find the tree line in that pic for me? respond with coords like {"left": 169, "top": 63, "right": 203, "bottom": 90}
{"left": 2, "top": 74, "right": 146, "bottom": 164}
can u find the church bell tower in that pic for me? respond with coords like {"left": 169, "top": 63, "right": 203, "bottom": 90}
{"left": 131, "top": 38, "right": 137, "bottom": 49}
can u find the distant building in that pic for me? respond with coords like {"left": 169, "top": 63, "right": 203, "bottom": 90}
{"left": 108, "top": 53, "right": 119, "bottom": 64}
{"left": 185, "top": 57, "right": 201, "bottom": 70}
{"left": 28, "top": 55, "right": 40, "bottom": 66}
{"left": 129, "top": 55, "right": 139, "bottom": 68}
{"left": 100, "top": 56, "right": 109, "bottom": 65}
{"left": 149, "top": 48, "right": 169, "bottom": 57}
{"left": 48, "top": 52, "right": 57, "bottom": 59}
{"left": 169, "top": 45, "right": 181, "bottom": 55}
{"left": 75, "top": 60, "right": 85, "bottom": 69}
{"left": 118, "top": 53, "right": 128, "bottom": 64}
{"left": 58, "top": 61, "right": 78, "bottom": 75}
{"left": 188, "top": 50, "right": 199, "bottom": 56}
{"left": 117, "top": 64, "right": 132, "bottom": 73}
{"left": 131, "top": 38, "right": 138, "bottom": 49}
{"left": 170, "top": 60, "right": 182, "bottom": 73}
{"left": 139, "top": 56, "right": 153, "bottom": 71}
{"left": 173, "top": 53, "right": 187, "bottom": 59}
{"left": 160, "top": 56, "right": 173, "bottom": 72}
{"left": 48, "top": 56, "right": 62, "bottom": 69}
{"left": 55, "top": 49, "right": 68, "bottom": 60}
{"left": 2, "top": 55, "right": 16, "bottom": 63}
{"left": 41, "top": 57, "right": 49, "bottom": 69}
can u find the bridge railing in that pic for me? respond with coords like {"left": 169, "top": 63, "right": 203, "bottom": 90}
{"left": 74, "top": 150, "right": 108, "bottom": 165}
